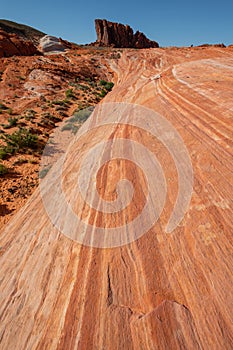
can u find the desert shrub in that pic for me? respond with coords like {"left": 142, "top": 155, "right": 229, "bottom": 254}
{"left": 77, "top": 84, "right": 89, "bottom": 91}
{"left": 0, "top": 102, "right": 9, "bottom": 114}
{"left": 62, "top": 107, "right": 94, "bottom": 134}
{"left": 69, "top": 106, "right": 94, "bottom": 124}
{"left": 65, "top": 89, "right": 75, "bottom": 99}
{"left": 42, "top": 113, "right": 60, "bottom": 122}
{"left": 39, "top": 165, "right": 52, "bottom": 179}
{"left": 99, "top": 79, "right": 108, "bottom": 86}
{"left": 9, "top": 117, "right": 18, "bottom": 126}
{"left": 0, "top": 103, "right": 8, "bottom": 110}
{"left": 13, "top": 157, "right": 28, "bottom": 165}
{"left": 7, "top": 108, "right": 13, "bottom": 115}
{"left": 2, "top": 116, "right": 18, "bottom": 129}
{"left": 109, "top": 52, "right": 121, "bottom": 59}
{"left": 0, "top": 148, "right": 8, "bottom": 159}
{"left": 0, "top": 128, "right": 38, "bottom": 156}
{"left": 99, "top": 80, "right": 114, "bottom": 91}
{"left": 25, "top": 109, "right": 36, "bottom": 120}
{"left": 105, "top": 82, "right": 114, "bottom": 91}
{"left": 52, "top": 100, "right": 67, "bottom": 106}
{"left": 0, "top": 163, "right": 8, "bottom": 175}
{"left": 99, "top": 90, "right": 107, "bottom": 98}
{"left": 61, "top": 123, "right": 79, "bottom": 134}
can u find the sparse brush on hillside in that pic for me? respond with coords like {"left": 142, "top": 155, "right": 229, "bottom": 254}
{"left": 62, "top": 106, "right": 94, "bottom": 134}
{"left": 0, "top": 128, "right": 38, "bottom": 159}
{"left": 2, "top": 117, "right": 18, "bottom": 129}
{"left": 0, "top": 163, "right": 8, "bottom": 175}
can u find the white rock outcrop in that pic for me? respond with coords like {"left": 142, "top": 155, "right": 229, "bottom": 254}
{"left": 39, "top": 35, "right": 66, "bottom": 53}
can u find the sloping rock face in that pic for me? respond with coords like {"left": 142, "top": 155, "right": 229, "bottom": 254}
{"left": 0, "top": 29, "right": 39, "bottom": 57}
{"left": 0, "top": 47, "right": 233, "bottom": 349}
{"left": 94, "top": 19, "right": 159, "bottom": 48}
{"left": 39, "top": 35, "right": 71, "bottom": 53}
{"left": 0, "top": 19, "right": 45, "bottom": 45}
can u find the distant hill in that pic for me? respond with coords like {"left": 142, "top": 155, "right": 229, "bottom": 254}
{"left": 0, "top": 19, "right": 45, "bottom": 45}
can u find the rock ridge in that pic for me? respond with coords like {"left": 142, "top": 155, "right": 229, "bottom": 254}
{"left": 0, "top": 29, "right": 39, "bottom": 57}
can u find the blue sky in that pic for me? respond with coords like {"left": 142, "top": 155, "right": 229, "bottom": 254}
{"left": 1, "top": 0, "right": 232, "bottom": 46}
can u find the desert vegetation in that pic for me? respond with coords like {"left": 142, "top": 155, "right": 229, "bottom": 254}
{"left": 0, "top": 47, "right": 115, "bottom": 224}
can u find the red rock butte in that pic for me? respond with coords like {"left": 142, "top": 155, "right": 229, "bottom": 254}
{"left": 93, "top": 19, "right": 159, "bottom": 48}
{"left": 0, "top": 42, "right": 233, "bottom": 350}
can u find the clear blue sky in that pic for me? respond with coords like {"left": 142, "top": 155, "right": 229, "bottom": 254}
{"left": 1, "top": 0, "right": 232, "bottom": 47}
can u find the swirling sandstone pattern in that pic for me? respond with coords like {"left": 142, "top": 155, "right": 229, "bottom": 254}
{"left": 0, "top": 47, "right": 233, "bottom": 349}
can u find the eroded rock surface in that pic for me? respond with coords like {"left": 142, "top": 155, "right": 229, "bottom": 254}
{"left": 0, "top": 29, "right": 39, "bottom": 57}
{"left": 39, "top": 35, "right": 71, "bottom": 53}
{"left": 0, "top": 46, "right": 233, "bottom": 349}
{"left": 0, "top": 19, "right": 45, "bottom": 45}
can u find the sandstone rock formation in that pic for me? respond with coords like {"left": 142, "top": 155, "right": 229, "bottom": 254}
{"left": 94, "top": 19, "right": 159, "bottom": 48}
{"left": 0, "top": 29, "right": 39, "bottom": 57}
{"left": 0, "top": 19, "right": 45, "bottom": 45}
{"left": 39, "top": 35, "right": 71, "bottom": 53}
{"left": 0, "top": 46, "right": 233, "bottom": 349}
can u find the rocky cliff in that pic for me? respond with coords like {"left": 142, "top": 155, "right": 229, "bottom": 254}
{"left": 0, "top": 29, "right": 39, "bottom": 57}
{"left": 94, "top": 19, "right": 159, "bottom": 48}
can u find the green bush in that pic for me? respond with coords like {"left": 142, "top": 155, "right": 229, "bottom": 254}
{"left": 104, "top": 82, "right": 114, "bottom": 91}
{"left": 77, "top": 84, "right": 89, "bottom": 91}
{"left": 3, "top": 116, "right": 18, "bottom": 129}
{"left": 39, "top": 165, "right": 52, "bottom": 179}
{"left": 0, "top": 148, "right": 8, "bottom": 160}
{"left": 99, "top": 80, "right": 107, "bottom": 86}
{"left": 2, "top": 116, "right": 18, "bottom": 129}
{"left": 99, "top": 80, "right": 114, "bottom": 94}
{"left": 0, "top": 128, "right": 38, "bottom": 156}
{"left": 69, "top": 107, "right": 94, "bottom": 124}
{"left": 61, "top": 123, "right": 79, "bottom": 134}
{"left": 65, "top": 89, "right": 75, "bottom": 99}
{"left": 0, "top": 163, "right": 8, "bottom": 175}
{"left": 52, "top": 100, "right": 67, "bottom": 106}
{"left": 99, "top": 90, "right": 107, "bottom": 98}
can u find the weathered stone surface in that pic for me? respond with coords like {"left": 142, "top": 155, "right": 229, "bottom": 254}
{"left": 39, "top": 35, "right": 71, "bottom": 53}
{"left": 0, "top": 29, "right": 39, "bottom": 57}
{"left": 0, "top": 46, "right": 233, "bottom": 349}
{"left": 94, "top": 19, "right": 159, "bottom": 48}
{"left": 0, "top": 19, "right": 45, "bottom": 45}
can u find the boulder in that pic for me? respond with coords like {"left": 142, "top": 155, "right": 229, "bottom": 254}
{"left": 39, "top": 35, "right": 70, "bottom": 53}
